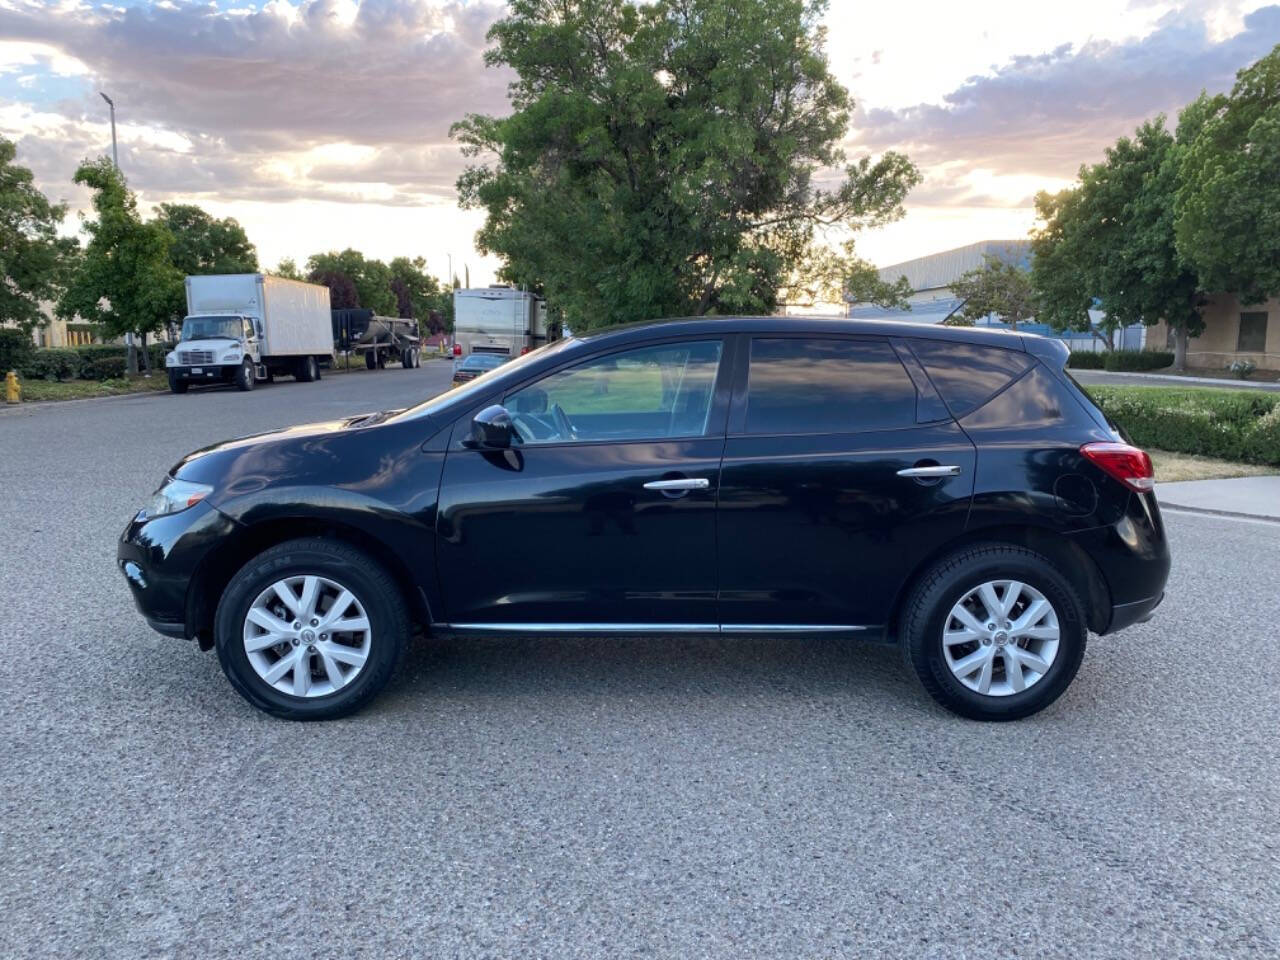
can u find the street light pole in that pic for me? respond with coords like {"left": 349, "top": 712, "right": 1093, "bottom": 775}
{"left": 99, "top": 92, "right": 118, "bottom": 169}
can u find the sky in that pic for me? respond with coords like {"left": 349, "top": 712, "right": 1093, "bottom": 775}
{"left": 1, "top": 0, "right": 1277, "bottom": 286}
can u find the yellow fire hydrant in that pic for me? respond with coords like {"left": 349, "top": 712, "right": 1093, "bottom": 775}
{"left": 5, "top": 370, "right": 21, "bottom": 404}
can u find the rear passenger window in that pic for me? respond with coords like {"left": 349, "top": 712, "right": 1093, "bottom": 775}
{"left": 908, "top": 340, "right": 1035, "bottom": 416}
{"left": 746, "top": 338, "right": 917, "bottom": 435}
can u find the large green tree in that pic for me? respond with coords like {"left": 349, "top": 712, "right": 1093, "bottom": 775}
{"left": 154, "top": 203, "right": 258, "bottom": 277}
{"left": 454, "top": 0, "right": 919, "bottom": 330}
{"left": 389, "top": 256, "right": 452, "bottom": 331}
{"left": 306, "top": 249, "right": 396, "bottom": 315}
{"left": 0, "top": 138, "right": 77, "bottom": 332}
{"left": 58, "top": 158, "right": 183, "bottom": 361}
{"left": 1176, "top": 43, "right": 1280, "bottom": 308}
{"left": 1030, "top": 188, "right": 1102, "bottom": 343}
{"left": 949, "top": 253, "right": 1035, "bottom": 329}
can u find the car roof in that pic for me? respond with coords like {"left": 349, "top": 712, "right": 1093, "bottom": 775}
{"left": 570, "top": 315, "right": 1033, "bottom": 351}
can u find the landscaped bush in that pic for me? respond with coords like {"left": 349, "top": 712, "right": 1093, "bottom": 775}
{"left": 0, "top": 328, "right": 34, "bottom": 375}
{"left": 1067, "top": 351, "right": 1105, "bottom": 369}
{"left": 1102, "top": 349, "right": 1174, "bottom": 371}
{"left": 1089, "top": 385, "right": 1280, "bottom": 466}
{"left": 23, "top": 348, "right": 82, "bottom": 381}
{"left": 79, "top": 355, "right": 128, "bottom": 381}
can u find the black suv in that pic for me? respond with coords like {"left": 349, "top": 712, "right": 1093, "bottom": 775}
{"left": 119, "top": 318, "right": 1170, "bottom": 721}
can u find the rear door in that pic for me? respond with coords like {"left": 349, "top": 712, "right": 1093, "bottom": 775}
{"left": 716, "top": 334, "right": 976, "bottom": 633}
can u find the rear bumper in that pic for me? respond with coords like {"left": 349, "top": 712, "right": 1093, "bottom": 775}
{"left": 1108, "top": 592, "right": 1164, "bottom": 633}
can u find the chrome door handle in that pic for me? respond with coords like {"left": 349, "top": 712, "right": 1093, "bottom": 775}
{"left": 643, "top": 478, "right": 711, "bottom": 491}
{"left": 897, "top": 465, "right": 962, "bottom": 478}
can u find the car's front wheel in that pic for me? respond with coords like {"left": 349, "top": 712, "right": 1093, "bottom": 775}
{"left": 901, "top": 544, "right": 1087, "bottom": 721}
{"left": 214, "top": 538, "right": 408, "bottom": 720}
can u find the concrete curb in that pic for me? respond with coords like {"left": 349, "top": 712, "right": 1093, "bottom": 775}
{"left": 1080, "top": 369, "right": 1280, "bottom": 390}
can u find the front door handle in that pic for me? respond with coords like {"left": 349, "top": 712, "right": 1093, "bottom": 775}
{"left": 643, "top": 478, "right": 711, "bottom": 491}
{"left": 896, "top": 465, "right": 962, "bottom": 478}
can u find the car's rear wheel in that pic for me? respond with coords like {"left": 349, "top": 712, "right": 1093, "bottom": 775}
{"left": 901, "top": 543, "right": 1086, "bottom": 721}
{"left": 214, "top": 538, "right": 408, "bottom": 720}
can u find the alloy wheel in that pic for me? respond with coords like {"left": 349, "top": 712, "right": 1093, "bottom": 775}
{"left": 242, "top": 575, "right": 372, "bottom": 698}
{"left": 941, "top": 580, "right": 1060, "bottom": 697}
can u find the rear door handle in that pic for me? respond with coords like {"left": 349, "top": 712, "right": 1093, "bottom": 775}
{"left": 643, "top": 478, "right": 711, "bottom": 491}
{"left": 896, "top": 465, "right": 962, "bottom": 478}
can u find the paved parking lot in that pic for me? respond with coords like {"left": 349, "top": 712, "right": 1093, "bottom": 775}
{"left": 2, "top": 363, "right": 1279, "bottom": 958}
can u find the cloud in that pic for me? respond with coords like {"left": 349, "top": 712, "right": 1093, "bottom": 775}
{"left": 851, "top": 4, "right": 1280, "bottom": 180}
{"left": 0, "top": 0, "right": 510, "bottom": 205}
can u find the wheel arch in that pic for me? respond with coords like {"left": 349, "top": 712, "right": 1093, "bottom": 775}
{"left": 885, "top": 523, "right": 1112, "bottom": 642}
{"left": 186, "top": 516, "right": 431, "bottom": 649}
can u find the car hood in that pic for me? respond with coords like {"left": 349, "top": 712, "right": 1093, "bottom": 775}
{"left": 170, "top": 409, "right": 412, "bottom": 486}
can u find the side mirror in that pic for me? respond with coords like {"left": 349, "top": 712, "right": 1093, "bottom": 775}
{"left": 469, "top": 404, "right": 517, "bottom": 449}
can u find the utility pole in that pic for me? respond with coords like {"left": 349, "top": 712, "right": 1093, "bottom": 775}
{"left": 100, "top": 92, "right": 140, "bottom": 375}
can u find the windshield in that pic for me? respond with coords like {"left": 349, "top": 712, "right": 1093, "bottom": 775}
{"left": 389, "top": 338, "right": 575, "bottom": 423}
{"left": 182, "top": 316, "right": 242, "bottom": 341}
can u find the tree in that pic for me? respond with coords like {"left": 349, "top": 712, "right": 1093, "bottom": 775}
{"left": 154, "top": 203, "right": 258, "bottom": 277}
{"left": 454, "top": 0, "right": 919, "bottom": 331}
{"left": 1030, "top": 188, "right": 1107, "bottom": 345}
{"left": 1176, "top": 44, "right": 1280, "bottom": 308}
{"left": 0, "top": 138, "right": 77, "bottom": 332}
{"left": 58, "top": 158, "right": 183, "bottom": 363}
{"left": 273, "top": 257, "right": 303, "bottom": 280}
{"left": 309, "top": 269, "right": 360, "bottom": 309}
{"left": 306, "top": 249, "right": 396, "bottom": 315}
{"left": 779, "top": 239, "right": 912, "bottom": 311}
{"left": 950, "top": 254, "right": 1035, "bottom": 328}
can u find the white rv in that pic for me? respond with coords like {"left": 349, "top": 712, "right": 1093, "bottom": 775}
{"left": 166, "top": 275, "right": 333, "bottom": 393}
{"left": 452, "top": 287, "right": 547, "bottom": 360}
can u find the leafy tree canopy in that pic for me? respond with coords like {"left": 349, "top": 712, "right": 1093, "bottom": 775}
{"left": 949, "top": 254, "right": 1034, "bottom": 329}
{"left": 154, "top": 202, "right": 258, "bottom": 277}
{"left": 454, "top": 0, "right": 919, "bottom": 330}
{"left": 306, "top": 248, "right": 396, "bottom": 315}
{"left": 273, "top": 257, "right": 303, "bottom": 280}
{"left": 57, "top": 158, "right": 183, "bottom": 342}
{"left": 389, "top": 256, "right": 453, "bottom": 331}
{"left": 0, "top": 138, "right": 77, "bottom": 332}
{"left": 1176, "top": 43, "right": 1280, "bottom": 304}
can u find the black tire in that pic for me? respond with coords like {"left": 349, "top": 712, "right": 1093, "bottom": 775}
{"left": 313, "top": 357, "right": 322, "bottom": 381}
{"left": 297, "top": 356, "right": 318, "bottom": 382}
{"left": 235, "top": 358, "right": 254, "bottom": 392}
{"left": 214, "top": 538, "right": 409, "bottom": 721}
{"left": 901, "top": 543, "right": 1087, "bottom": 721}
{"left": 403, "top": 348, "right": 416, "bottom": 369}
{"left": 365, "top": 351, "right": 378, "bottom": 371}
{"left": 167, "top": 372, "right": 188, "bottom": 394}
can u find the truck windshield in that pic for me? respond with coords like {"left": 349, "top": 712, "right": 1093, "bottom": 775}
{"left": 182, "top": 316, "right": 242, "bottom": 341}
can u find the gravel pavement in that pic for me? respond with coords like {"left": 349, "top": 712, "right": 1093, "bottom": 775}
{"left": 3, "top": 363, "right": 1279, "bottom": 959}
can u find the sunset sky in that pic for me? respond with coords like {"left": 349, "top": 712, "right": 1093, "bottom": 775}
{"left": 2, "top": 0, "right": 1277, "bottom": 285}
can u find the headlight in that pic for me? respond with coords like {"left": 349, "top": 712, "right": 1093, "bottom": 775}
{"left": 165, "top": 353, "right": 177, "bottom": 366}
{"left": 145, "top": 478, "right": 212, "bottom": 518}
{"left": 221, "top": 348, "right": 242, "bottom": 362}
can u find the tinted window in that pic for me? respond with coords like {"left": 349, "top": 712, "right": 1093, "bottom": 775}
{"left": 959, "top": 365, "right": 1067, "bottom": 429}
{"left": 506, "top": 340, "right": 722, "bottom": 444}
{"left": 1238, "top": 312, "right": 1268, "bottom": 352}
{"left": 746, "top": 338, "right": 916, "bottom": 435}
{"left": 908, "top": 339, "right": 1035, "bottom": 416}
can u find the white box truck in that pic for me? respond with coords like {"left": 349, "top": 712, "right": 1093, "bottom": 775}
{"left": 165, "top": 274, "right": 333, "bottom": 393}
{"left": 452, "top": 287, "right": 547, "bottom": 361}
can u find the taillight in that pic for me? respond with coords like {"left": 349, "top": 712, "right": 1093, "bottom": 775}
{"left": 453, "top": 344, "right": 462, "bottom": 356}
{"left": 520, "top": 346, "right": 531, "bottom": 355}
{"left": 1081, "top": 442, "right": 1155, "bottom": 492}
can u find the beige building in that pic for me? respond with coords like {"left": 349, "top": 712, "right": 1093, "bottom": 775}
{"left": 1147, "top": 294, "right": 1278, "bottom": 371}
{"left": 2, "top": 302, "right": 105, "bottom": 348}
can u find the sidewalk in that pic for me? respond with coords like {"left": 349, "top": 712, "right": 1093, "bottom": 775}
{"left": 1158, "top": 475, "right": 1280, "bottom": 520}
{"left": 1073, "top": 369, "right": 1280, "bottom": 392}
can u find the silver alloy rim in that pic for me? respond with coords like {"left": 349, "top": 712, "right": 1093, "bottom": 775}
{"left": 942, "top": 580, "right": 1060, "bottom": 697}
{"left": 242, "top": 575, "right": 372, "bottom": 698}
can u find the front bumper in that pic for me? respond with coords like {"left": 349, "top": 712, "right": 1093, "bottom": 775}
{"left": 168, "top": 364, "right": 237, "bottom": 382}
{"left": 117, "top": 500, "right": 240, "bottom": 640}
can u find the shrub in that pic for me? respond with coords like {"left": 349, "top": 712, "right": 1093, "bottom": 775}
{"left": 1088, "top": 386, "right": 1280, "bottom": 466}
{"left": 1102, "top": 349, "right": 1174, "bottom": 371}
{"left": 80, "top": 355, "right": 128, "bottom": 381}
{"left": 0, "top": 328, "right": 35, "bottom": 375}
{"left": 23, "top": 348, "right": 82, "bottom": 381}
{"left": 1226, "top": 359, "right": 1257, "bottom": 380}
{"left": 1067, "top": 351, "right": 1105, "bottom": 369}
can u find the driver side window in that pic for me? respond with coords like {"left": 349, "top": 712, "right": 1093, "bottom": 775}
{"left": 506, "top": 340, "right": 723, "bottom": 444}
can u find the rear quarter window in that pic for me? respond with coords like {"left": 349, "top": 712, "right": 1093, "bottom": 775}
{"left": 908, "top": 339, "right": 1036, "bottom": 417}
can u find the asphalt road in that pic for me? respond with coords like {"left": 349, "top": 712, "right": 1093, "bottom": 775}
{"left": 3, "top": 362, "right": 1279, "bottom": 959}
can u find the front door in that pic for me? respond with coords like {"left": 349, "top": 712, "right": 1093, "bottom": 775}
{"left": 716, "top": 335, "right": 976, "bottom": 632}
{"left": 436, "top": 338, "right": 731, "bottom": 629}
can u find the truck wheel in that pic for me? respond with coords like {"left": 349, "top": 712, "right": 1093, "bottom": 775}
{"left": 297, "top": 356, "right": 318, "bottom": 382}
{"left": 167, "top": 372, "right": 188, "bottom": 394}
{"left": 365, "top": 351, "right": 377, "bottom": 371}
{"left": 235, "top": 358, "right": 255, "bottom": 392}
{"left": 403, "top": 348, "right": 416, "bottom": 369}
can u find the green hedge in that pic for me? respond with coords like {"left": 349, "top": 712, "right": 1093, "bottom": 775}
{"left": 1105, "top": 350, "right": 1173, "bottom": 371}
{"left": 0, "top": 328, "right": 34, "bottom": 375}
{"left": 1089, "top": 386, "right": 1280, "bottom": 466}
{"left": 79, "top": 355, "right": 129, "bottom": 380}
{"left": 1067, "top": 352, "right": 1105, "bottom": 369}
{"left": 24, "top": 347, "right": 81, "bottom": 381}
{"left": 16, "top": 342, "right": 173, "bottom": 381}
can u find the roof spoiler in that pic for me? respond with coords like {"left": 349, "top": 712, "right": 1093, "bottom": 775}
{"left": 1021, "top": 333, "right": 1069, "bottom": 367}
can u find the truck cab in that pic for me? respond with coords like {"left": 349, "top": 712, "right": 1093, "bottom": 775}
{"left": 165, "top": 314, "right": 264, "bottom": 393}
